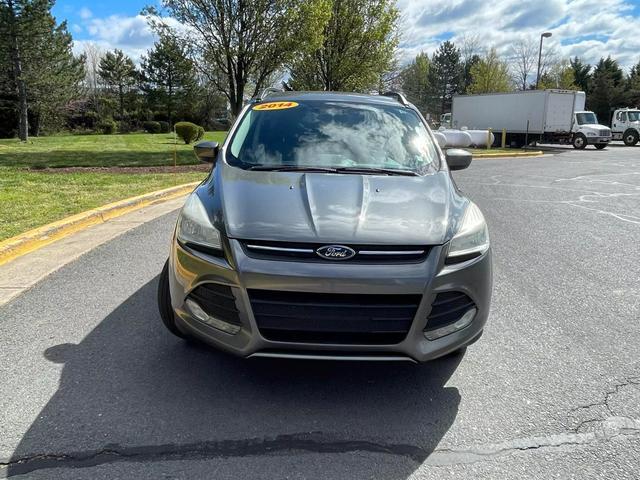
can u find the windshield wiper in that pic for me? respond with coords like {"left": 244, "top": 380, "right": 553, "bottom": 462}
{"left": 248, "top": 165, "right": 338, "bottom": 173}
{"left": 335, "top": 167, "right": 419, "bottom": 177}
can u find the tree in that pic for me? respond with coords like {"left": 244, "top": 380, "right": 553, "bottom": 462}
{"left": 141, "top": 34, "right": 197, "bottom": 124}
{"left": 0, "top": 0, "right": 84, "bottom": 139}
{"left": 459, "top": 34, "right": 482, "bottom": 93}
{"left": 588, "top": 56, "right": 625, "bottom": 124}
{"left": 538, "top": 59, "right": 577, "bottom": 90}
{"left": 401, "top": 51, "right": 430, "bottom": 114}
{"left": 626, "top": 60, "right": 640, "bottom": 107}
{"left": 147, "top": 0, "right": 329, "bottom": 117}
{"left": 570, "top": 56, "right": 591, "bottom": 92}
{"left": 510, "top": 39, "right": 537, "bottom": 90}
{"left": 289, "top": 0, "right": 399, "bottom": 92}
{"left": 468, "top": 48, "right": 512, "bottom": 94}
{"left": 98, "top": 49, "right": 137, "bottom": 119}
{"left": 428, "top": 41, "right": 461, "bottom": 115}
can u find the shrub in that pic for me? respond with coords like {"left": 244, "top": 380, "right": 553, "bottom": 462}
{"left": 174, "top": 121, "right": 202, "bottom": 144}
{"left": 158, "top": 121, "right": 170, "bottom": 133}
{"left": 143, "top": 121, "right": 161, "bottom": 134}
{"left": 196, "top": 126, "right": 205, "bottom": 141}
{"left": 98, "top": 119, "right": 117, "bottom": 134}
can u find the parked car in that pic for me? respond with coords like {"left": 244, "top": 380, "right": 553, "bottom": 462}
{"left": 452, "top": 89, "right": 611, "bottom": 149}
{"left": 610, "top": 108, "right": 640, "bottom": 146}
{"left": 157, "top": 91, "right": 492, "bottom": 363}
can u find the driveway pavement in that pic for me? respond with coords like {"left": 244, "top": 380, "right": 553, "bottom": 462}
{"left": 1, "top": 145, "right": 639, "bottom": 479}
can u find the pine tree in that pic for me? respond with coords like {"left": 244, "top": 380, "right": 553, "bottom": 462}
{"left": 626, "top": 60, "right": 640, "bottom": 107}
{"left": 141, "top": 35, "right": 196, "bottom": 125}
{"left": 570, "top": 57, "right": 591, "bottom": 92}
{"left": 98, "top": 49, "right": 137, "bottom": 120}
{"left": 588, "top": 56, "right": 625, "bottom": 124}
{"left": 428, "top": 41, "right": 461, "bottom": 116}
{"left": 401, "top": 52, "right": 430, "bottom": 114}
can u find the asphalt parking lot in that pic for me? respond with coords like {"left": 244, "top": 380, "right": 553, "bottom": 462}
{"left": 1, "top": 144, "right": 639, "bottom": 479}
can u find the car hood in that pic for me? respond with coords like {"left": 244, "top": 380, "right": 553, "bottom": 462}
{"left": 218, "top": 164, "right": 466, "bottom": 245}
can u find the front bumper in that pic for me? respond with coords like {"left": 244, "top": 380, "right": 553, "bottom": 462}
{"left": 168, "top": 238, "right": 492, "bottom": 363}
{"left": 587, "top": 136, "right": 611, "bottom": 144}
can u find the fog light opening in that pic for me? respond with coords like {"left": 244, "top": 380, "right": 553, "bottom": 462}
{"left": 424, "top": 307, "right": 476, "bottom": 341}
{"left": 185, "top": 298, "right": 241, "bottom": 335}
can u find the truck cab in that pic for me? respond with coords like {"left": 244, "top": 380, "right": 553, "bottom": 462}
{"left": 440, "top": 113, "right": 451, "bottom": 128}
{"left": 611, "top": 108, "right": 640, "bottom": 146}
{"left": 571, "top": 111, "right": 612, "bottom": 150}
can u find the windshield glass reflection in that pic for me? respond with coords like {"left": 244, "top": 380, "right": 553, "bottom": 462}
{"left": 227, "top": 100, "right": 440, "bottom": 175}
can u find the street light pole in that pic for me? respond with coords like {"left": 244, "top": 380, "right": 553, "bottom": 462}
{"left": 536, "top": 32, "right": 552, "bottom": 89}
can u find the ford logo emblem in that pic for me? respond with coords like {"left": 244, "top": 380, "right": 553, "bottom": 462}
{"left": 316, "top": 245, "right": 356, "bottom": 261}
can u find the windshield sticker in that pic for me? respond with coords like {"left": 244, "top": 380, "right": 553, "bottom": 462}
{"left": 253, "top": 101, "right": 299, "bottom": 111}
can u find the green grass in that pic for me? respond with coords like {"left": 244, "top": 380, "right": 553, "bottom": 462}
{"left": 0, "top": 167, "right": 207, "bottom": 241}
{"left": 0, "top": 131, "right": 227, "bottom": 168}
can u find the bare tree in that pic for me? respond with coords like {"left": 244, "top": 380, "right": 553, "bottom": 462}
{"left": 83, "top": 42, "right": 104, "bottom": 100}
{"left": 459, "top": 33, "right": 483, "bottom": 64}
{"left": 509, "top": 39, "right": 537, "bottom": 90}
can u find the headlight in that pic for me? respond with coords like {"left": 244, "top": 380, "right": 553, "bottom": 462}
{"left": 447, "top": 202, "right": 489, "bottom": 262}
{"left": 586, "top": 132, "right": 596, "bottom": 137}
{"left": 177, "top": 193, "right": 222, "bottom": 250}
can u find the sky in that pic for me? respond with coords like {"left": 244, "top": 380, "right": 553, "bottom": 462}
{"left": 52, "top": 0, "right": 640, "bottom": 70}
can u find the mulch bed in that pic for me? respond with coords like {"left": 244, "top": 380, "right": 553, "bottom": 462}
{"left": 29, "top": 164, "right": 211, "bottom": 174}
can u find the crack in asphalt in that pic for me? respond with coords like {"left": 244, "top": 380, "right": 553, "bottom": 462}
{"left": 0, "top": 433, "right": 426, "bottom": 476}
{"left": 2, "top": 417, "right": 640, "bottom": 476}
{"left": 568, "top": 376, "right": 640, "bottom": 433}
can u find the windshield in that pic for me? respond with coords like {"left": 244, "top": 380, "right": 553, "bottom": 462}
{"left": 227, "top": 100, "right": 440, "bottom": 175}
{"left": 575, "top": 112, "right": 598, "bottom": 125}
{"left": 628, "top": 111, "right": 640, "bottom": 122}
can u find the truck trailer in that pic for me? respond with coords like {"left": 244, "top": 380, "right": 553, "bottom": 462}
{"left": 451, "top": 90, "right": 612, "bottom": 149}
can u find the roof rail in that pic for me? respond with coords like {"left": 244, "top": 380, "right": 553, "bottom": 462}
{"left": 255, "top": 87, "right": 283, "bottom": 101}
{"left": 381, "top": 91, "right": 409, "bottom": 107}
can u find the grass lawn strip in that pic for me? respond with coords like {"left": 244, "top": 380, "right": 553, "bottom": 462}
{"left": 0, "top": 167, "right": 206, "bottom": 241}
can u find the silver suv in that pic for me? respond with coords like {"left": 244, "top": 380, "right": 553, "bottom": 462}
{"left": 157, "top": 91, "right": 492, "bottom": 363}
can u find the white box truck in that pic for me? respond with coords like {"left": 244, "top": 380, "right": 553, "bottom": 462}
{"left": 451, "top": 90, "right": 612, "bottom": 149}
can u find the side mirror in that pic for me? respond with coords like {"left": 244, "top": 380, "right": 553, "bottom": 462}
{"left": 194, "top": 141, "right": 219, "bottom": 163}
{"left": 446, "top": 149, "right": 472, "bottom": 171}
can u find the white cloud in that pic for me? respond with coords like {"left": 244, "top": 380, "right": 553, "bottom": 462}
{"left": 79, "top": 7, "right": 92, "bottom": 20}
{"left": 397, "top": 0, "right": 640, "bottom": 69}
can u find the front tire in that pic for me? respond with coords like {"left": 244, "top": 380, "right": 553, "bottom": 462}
{"left": 594, "top": 144, "right": 607, "bottom": 150}
{"left": 623, "top": 129, "right": 639, "bottom": 146}
{"left": 572, "top": 133, "right": 587, "bottom": 150}
{"left": 158, "top": 259, "right": 187, "bottom": 338}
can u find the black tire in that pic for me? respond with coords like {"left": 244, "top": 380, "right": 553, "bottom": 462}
{"left": 623, "top": 129, "right": 639, "bottom": 146}
{"left": 158, "top": 259, "right": 187, "bottom": 338}
{"left": 572, "top": 133, "right": 587, "bottom": 150}
{"left": 594, "top": 144, "right": 607, "bottom": 150}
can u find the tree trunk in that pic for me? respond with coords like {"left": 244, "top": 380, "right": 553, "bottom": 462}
{"left": 7, "top": 1, "right": 28, "bottom": 141}
{"left": 118, "top": 84, "right": 124, "bottom": 119}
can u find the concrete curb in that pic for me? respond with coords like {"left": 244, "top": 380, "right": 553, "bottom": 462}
{"left": 0, "top": 182, "right": 199, "bottom": 267}
{"left": 473, "top": 150, "right": 544, "bottom": 158}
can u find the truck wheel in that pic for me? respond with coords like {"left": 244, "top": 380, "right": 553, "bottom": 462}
{"left": 158, "top": 259, "right": 187, "bottom": 339}
{"left": 623, "top": 129, "right": 639, "bottom": 146}
{"left": 572, "top": 133, "right": 587, "bottom": 150}
{"left": 594, "top": 144, "right": 607, "bottom": 150}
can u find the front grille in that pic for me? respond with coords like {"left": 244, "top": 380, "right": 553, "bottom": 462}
{"left": 188, "top": 283, "right": 241, "bottom": 326}
{"left": 241, "top": 240, "right": 429, "bottom": 264}
{"left": 249, "top": 289, "right": 421, "bottom": 344}
{"left": 425, "top": 292, "right": 475, "bottom": 330}
{"left": 599, "top": 129, "right": 611, "bottom": 137}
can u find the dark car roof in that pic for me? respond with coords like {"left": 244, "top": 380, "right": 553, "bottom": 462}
{"left": 257, "top": 91, "right": 405, "bottom": 107}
